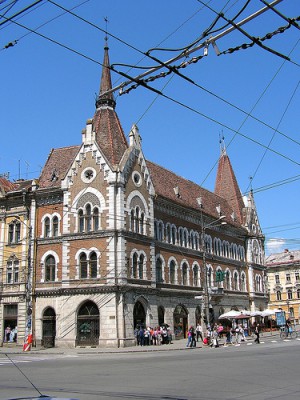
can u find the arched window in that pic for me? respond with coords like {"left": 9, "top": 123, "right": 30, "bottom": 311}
{"left": 287, "top": 289, "right": 293, "bottom": 300}
{"left": 207, "top": 267, "right": 212, "bottom": 287}
{"left": 158, "top": 222, "right": 163, "bottom": 241}
{"left": 132, "top": 253, "right": 138, "bottom": 278}
{"left": 169, "top": 260, "right": 176, "bottom": 284}
{"left": 224, "top": 270, "right": 230, "bottom": 290}
{"left": 171, "top": 226, "right": 176, "bottom": 245}
{"left": 179, "top": 228, "right": 183, "bottom": 247}
{"left": 140, "top": 212, "right": 144, "bottom": 235}
{"left": 45, "top": 255, "right": 56, "bottom": 282}
{"left": 276, "top": 291, "right": 281, "bottom": 301}
{"left": 166, "top": 224, "right": 171, "bottom": 244}
{"left": 90, "top": 252, "right": 97, "bottom": 278}
{"left": 297, "top": 289, "right": 300, "bottom": 299}
{"left": 255, "top": 275, "right": 262, "bottom": 292}
{"left": 233, "top": 272, "right": 238, "bottom": 291}
{"left": 131, "top": 210, "right": 135, "bottom": 232}
{"left": 78, "top": 210, "right": 84, "bottom": 233}
{"left": 193, "top": 266, "right": 199, "bottom": 287}
{"left": 135, "top": 207, "right": 140, "bottom": 233}
{"left": 183, "top": 230, "right": 188, "bottom": 247}
{"left": 182, "top": 263, "right": 188, "bottom": 286}
{"left": 80, "top": 253, "right": 88, "bottom": 279}
{"left": 44, "top": 217, "right": 50, "bottom": 238}
{"left": 86, "top": 204, "right": 92, "bottom": 232}
{"left": 93, "top": 207, "right": 99, "bottom": 231}
{"left": 138, "top": 254, "right": 144, "bottom": 279}
{"left": 52, "top": 216, "right": 59, "bottom": 237}
{"left": 156, "top": 258, "right": 163, "bottom": 283}
{"left": 241, "top": 273, "right": 246, "bottom": 292}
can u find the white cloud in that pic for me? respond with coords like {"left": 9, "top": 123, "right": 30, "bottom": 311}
{"left": 265, "top": 238, "right": 286, "bottom": 256}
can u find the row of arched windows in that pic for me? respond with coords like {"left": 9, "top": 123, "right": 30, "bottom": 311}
{"left": 40, "top": 250, "right": 100, "bottom": 282}
{"left": 154, "top": 219, "right": 245, "bottom": 261}
{"left": 129, "top": 251, "right": 248, "bottom": 292}
{"left": 130, "top": 207, "right": 145, "bottom": 234}
{"left": 78, "top": 205, "right": 100, "bottom": 233}
{"left": 276, "top": 289, "right": 300, "bottom": 301}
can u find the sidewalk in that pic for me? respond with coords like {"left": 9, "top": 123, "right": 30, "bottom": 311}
{"left": 0, "top": 330, "right": 281, "bottom": 356}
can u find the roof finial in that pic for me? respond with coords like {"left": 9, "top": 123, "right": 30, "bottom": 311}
{"left": 219, "top": 132, "right": 226, "bottom": 155}
{"left": 104, "top": 16, "right": 109, "bottom": 48}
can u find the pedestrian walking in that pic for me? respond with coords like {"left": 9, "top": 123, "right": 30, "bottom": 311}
{"left": 254, "top": 324, "right": 260, "bottom": 344}
{"left": 196, "top": 324, "right": 203, "bottom": 342}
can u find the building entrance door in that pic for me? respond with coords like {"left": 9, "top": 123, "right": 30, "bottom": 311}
{"left": 76, "top": 301, "right": 99, "bottom": 346}
{"left": 133, "top": 301, "right": 146, "bottom": 329}
{"left": 42, "top": 307, "right": 56, "bottom": 348}
{"left": 173, "top": 305, "right": 188, "bottom": 339}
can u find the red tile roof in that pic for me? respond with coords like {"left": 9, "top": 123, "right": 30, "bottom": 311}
{"left": 39, "top": 145, "right": 80, "bottom": 189}
{"left": 0, "top": 177, "right": 16, "bottom": 193}
{"left": 93, "top": 107, "right": 128, "bottom": 167}
{"left": 147, "top": 160, "right": 243, "bottom": 227}
{"left": 214, "top": 153, "right": 245, "bottom": 224}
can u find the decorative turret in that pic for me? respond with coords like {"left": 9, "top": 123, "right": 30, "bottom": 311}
{"left": 91, "top": 43, "right": 128, "bottom": 169}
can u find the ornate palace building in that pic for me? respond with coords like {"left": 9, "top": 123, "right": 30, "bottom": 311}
{"left": 0, "top": 45, "right": 267, "bottom": 348}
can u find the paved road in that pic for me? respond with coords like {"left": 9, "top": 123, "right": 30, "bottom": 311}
{"left": 1, "top": 334, "right": 300, "bottom": 400}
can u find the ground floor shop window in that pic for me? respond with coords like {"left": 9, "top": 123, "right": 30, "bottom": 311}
{"left": 3, "top": 304, "right": 18, "bottom": 343}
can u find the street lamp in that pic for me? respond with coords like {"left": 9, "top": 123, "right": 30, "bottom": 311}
{"left": 197, "top": 200, "right": 227, "bottom": 330}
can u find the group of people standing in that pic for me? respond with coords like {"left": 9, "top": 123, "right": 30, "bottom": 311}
{"left": 134, "top": 325, "right": 172, "bottom": 346}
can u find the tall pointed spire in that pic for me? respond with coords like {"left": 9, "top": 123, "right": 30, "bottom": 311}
{"left": 214, "top": 152, "right": 245, "bottom": 224}
{"left": 92, "top": 41, "right": 128, "bottom": 168}
{"left": 96, "top": 43, "right": 116, "bottom": 109}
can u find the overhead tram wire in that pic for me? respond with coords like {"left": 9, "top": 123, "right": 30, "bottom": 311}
{"left": 3, "top": 11, "right": 298, "bottom": 170}
{"left": 0, "top": 0, "right": 45, "bottom": 28}
{"left": 146, "top": 0, "right": 250, "bottom": 54}
{"left": 1, "top": 0, "right": 92, "bottom": 48}
{"left": 245, "top": 79, "right": 300, "bottom": 192}
{"left": 4, "top": 0, "right": 297, "bottom": 153}
{"left": 200, "top": 35, "right": 300, "bottom": 189}
{"left": 259, "top": 0, "right": 300, "bottom": 30}
{"left": 103, "top": 0, "right": 285, "bottom": 97}
{"left": 197, "top": 0, "right": 291, "bottom": 62}
{"left": 2, "top": 3, "right": 299, "bottom": 178}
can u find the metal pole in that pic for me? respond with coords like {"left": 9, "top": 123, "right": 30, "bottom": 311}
{"left": 105, "top": 0, "right": 283, "bottom": 96}
{"left": 202, "top": 228, "right": 210, "bottom": 330}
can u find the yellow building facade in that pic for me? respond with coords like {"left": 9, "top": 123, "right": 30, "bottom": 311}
{"left": 0, "top": 178, "right": 35, "bottom": 345}
{"left": 266, "top": 249, "right": 300, "bottom": 324}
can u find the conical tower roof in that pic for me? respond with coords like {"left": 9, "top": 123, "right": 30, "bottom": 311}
{"left": 214, "top": 150, "right": 245, "bottom": 224}
{"left": 92, "top": 45, "right": 128, "bottom": 168}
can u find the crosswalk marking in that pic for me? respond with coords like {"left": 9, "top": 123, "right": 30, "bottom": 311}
{"left": 0, "top": 355, "right": 70, "bottom": 367}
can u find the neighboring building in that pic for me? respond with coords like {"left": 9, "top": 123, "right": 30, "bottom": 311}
{"left": 0, "top": 177, "right": 37, "bottom": 345}
{"left": 0, "top": 44, "right": 268, "bottom": 348}
{"left": 266, "top": 249, "right": 300, "bottom": 324}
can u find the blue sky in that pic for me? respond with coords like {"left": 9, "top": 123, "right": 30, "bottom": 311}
{"left": 1, "top": 0, "right": 299, "bottom": 255}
